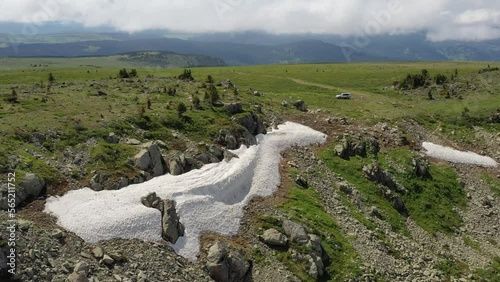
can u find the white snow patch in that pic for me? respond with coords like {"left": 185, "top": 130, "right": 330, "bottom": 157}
{"left": 422, "top": 142, "right": 498, "bottom": 167}
{"left": 44, "top": 122, "right": 327, "bottom": 260}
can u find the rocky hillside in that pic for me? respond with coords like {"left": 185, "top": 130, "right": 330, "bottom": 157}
{"left": 0, "top": 64, "right": 499, "bottom": 281}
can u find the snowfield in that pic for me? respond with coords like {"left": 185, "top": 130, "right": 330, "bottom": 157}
{"left": 44, "top": 122, "right": 327, "bottom": 260}
{"left": 422, "top": 142, "right": 498, "bottom": 167}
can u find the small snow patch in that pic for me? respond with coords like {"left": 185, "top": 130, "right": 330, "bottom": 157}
{"left": 422, "top": 142, "right": 498, "bottom": 167}
{"left": 44, "top": 122, "right": 327, "bottom": 260}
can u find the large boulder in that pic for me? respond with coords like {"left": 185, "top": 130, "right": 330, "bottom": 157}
{"left": 218, "top": 129, "right": 239, "bottom": 150}
{"left": 412, "top": 157, "right": 430, "bottom": 178}
{"left": 1, "top": 173, "right": 45, "bottom": 210}
{"left": 260, "top": 228, "right": 288, "bottom": 247}
{"left": 206, "top": 242, "right": 251, "bottom": 282}
{"left": 234, "top": 112, "right": 266, "bottom": 136}
{"left": 224, "top": 103, "right": 243, "bottom": 115}
{"left": 133, "top": 143, "right": 166, "bottom": 177}
{"left": 161, "top": 199, "right": 185, "bottom": 244}
{"left": 168, "top": 153, "right": 187, "bottom": 176}
{"left": 141, "top": 193, "right": 185, "bottom": 244}
{"left": 293, "top": 100, "right": 308, "bottom": 112}
{"left": 282, "top": 220, "right": 309, "bottom": 244}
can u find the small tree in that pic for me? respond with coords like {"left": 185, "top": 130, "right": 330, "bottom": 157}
{"left": 207, "top": 84, "right": 219, "bottom": 105}
{"left": 4, "top": 89, "right": 18, "bottom": 103}
{"left": 206, "top": 75, "right": 214, "bottom": 84}
{"left": 118, "top": 69, "right": 129, "bottom": 78}
{"left": 192, "top": 96, "right": 201, "bottom": 109}
{"left": 178, "top": 69, "right": 194, "bottom": 81}
{"left": 48, "top": 73, "right": 55, "bottom": 83}
{"left": 129, "top": 69, "right": 138, "bottom": 78}
{"left": 427, "top": 88, "right": 434, "bottom": 100}
{"left": 177, "top": 102, "right": 187, "bottom": 116}
{"left": 147, "top": 98, "right": 152, "bottom": 110}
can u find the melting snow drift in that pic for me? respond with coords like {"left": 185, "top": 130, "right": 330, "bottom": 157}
{"left": 422, "top": 142, "right": 498, "bottom": 167}
{"left": 45, "top": 122, "right": 327, "bottom": 260}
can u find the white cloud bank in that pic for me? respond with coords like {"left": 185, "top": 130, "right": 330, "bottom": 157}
{"left": 44, "top": 122, "right": 327, "bottom": 260}
{"left": 0, "top": 0, "right": 499, "bottom": 41}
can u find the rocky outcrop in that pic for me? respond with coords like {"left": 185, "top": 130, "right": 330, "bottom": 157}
{"left": 133, "top": 142, "right": 166, "bottom": 177}
{"left": 362, "top": 162, "right": 399, "bottom": 191}
{"left": 168, "top": 152, "right": 187, "bottom": 176}
{"left": 105, "top": 132, "right": 120, "bottom": 144}
{"left": 206, "top": 242, "right": 251, "bottom": 282}
{"left": 295, "top": 175, "right": 309, "bottom": 188}
{"left": 141, "top": 193, "right": 185, "bottom": 244}
{"left": 260, "top": 228, "right": 288, "bottom": 247}
{"left": 282, "top": 219, "right": 309, "bottom": 244}
{"left": 412, "top": 157, "right": 430, "bottom": 178}
{"left": 293, "top": 100, "right": 307, "bottom": 112}
{"left": 234, "top": 112, "right": 267, "bottom": 136}
{"left": 0, "top": 173, "right": 45, "bottom": 210}
{"left": 218, "top": 129, "right": 239, "bottom": 150}
{"left": 334, "top": 137, "right": 380, "bottom": 159}
{"left": 224, "top": 103, "right": 243, "bottom": 115}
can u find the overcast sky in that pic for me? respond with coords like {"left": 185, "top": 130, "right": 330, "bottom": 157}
{"left": 0, "top": 0, "right": 499, "bottom": 41}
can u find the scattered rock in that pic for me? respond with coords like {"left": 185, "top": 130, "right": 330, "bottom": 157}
{"left": 168, "top": 153, "right": 186, "bottom": 176}
{"left": 133, "top": 143, "right": 166, "bottom": 177}
{"left": 293, "top": 100, "right": 307, "bottom": 112}
{"left": 106, "top": 132, "right": 120, "bottom": 144}
{"left": 295, "top": 175, "right": 308, "bottom": 188}
{"left": 68, "top": 271, "right": 88, "bottom": 282}
{"left": 412, "top": 157, "right": 430, "bottom": 178}
{"left": 91, "top": 246, "right": 104, "bottom": 259}
{"left": 126, "top": 138, "right": 141, "bottom": 145}
{"left": 225, "top": 103, "right": 243, "bottom": 115}
{"left": 219, "top": 129, "right": 239, "bottom": 150}
{"left": 97, "top": 90, "right": 107, "bottom": 96}
{"left": 161, "top": 199, "right": 185, "bottom": 244}
{"left": 282, "top": 220, "right": 309, "bottom": 244}
{"left": 206, "top": 242, "right": 251, "bottom": 282}
{"left": 101, "top": 254, "right": 115, "bottom": 266}
{"left": 261, "top": 228, "right": 288, "bottom": 247}
{"left": 1, "top": 173, "right": 45, "bottom": 209}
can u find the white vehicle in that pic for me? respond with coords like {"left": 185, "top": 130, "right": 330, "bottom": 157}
{"left": 336, "top": 93, "right": 352, "bottom": 99}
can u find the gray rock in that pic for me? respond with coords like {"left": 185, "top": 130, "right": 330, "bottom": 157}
{"left": 308, "top": 254, "right": 324, "bottom": 280}
{"left": 293, "top": 100, "right": 307, "bottom": 112}
{"left": 106, "top": 133, "right": 120, "bottom": 144}
{"left": 51, "top": 229, "right": 65, "bottom": 239}
{"left": 234, "top": 112, "right": 266, "bottom": 136}
{"left": 295, "top": 175, "right": 308, "bottom": 188}
{"left": 241, "top": 130, "right": 257, "bottom": 147}
{"left": 209, "top": 145, "right": 224, "bottom": 160}
{"left": 282, "top": 220, "right": 309, "bottom": 244}
{"left": 223, "top": 150, "right": 239, "bottom": 162}
{"left": 90, "top": 174, "right": 105, "bottom": 191}
{"left": 206, "top": 242, "right": 251, "bottom": 282}
{"left": 133, "top": 144, "right": 166, "bottom": 177}
{"left": 1, "top": 173, "right": 45, "bottom": 209}
{"left": 73, "top": 261, "right": 90, "bottom": 275}
{"left": 219, "top": 129, "right": 239, "bottom": 150}
{"left": 168, "top": 153, "right": 186, "bottom": 176}
{"left": 253, "top": 90, "right": 261, "bottom": 96}
{"left": 101, "top": 254, "right": 114, "bottom": 266}
{"left": 134, "top": 149, "right": 151, "bottom": 171}
{"left": 261, "top": 228, "right": 288, "bottom": 247}
{"left": 68, "top": 271, "right": 88, "bottom": 282}
{"left": 224, "top": 103, "right": 243, "bottom": 115}
{"left": 412, "top": 157, "right": 430, "bottom": 178}
{"left": 126, "top": 138, "right": 141, "bottom": 145}
{"left": 161, "top": 199, "right": 185, "bottom": 244}
{"left": 91, "top": 246, "right": 104, "bottom": 259}
{"left": 307, "top": 234, "right": 322, "bottom": 257}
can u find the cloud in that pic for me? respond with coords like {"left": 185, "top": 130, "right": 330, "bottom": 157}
{"left": 0, "top": 0, "right": 499, "bottom": 41}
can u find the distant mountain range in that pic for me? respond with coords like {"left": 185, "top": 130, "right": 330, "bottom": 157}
{"left": 1, "top": 30, "right": 499, "bottom": 66}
